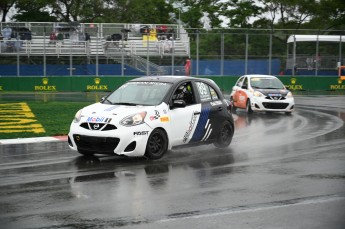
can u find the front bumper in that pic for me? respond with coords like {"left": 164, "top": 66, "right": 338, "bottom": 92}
{"left": 68, "top": 122, "right": 152, "bottom": 157}
{"left": 250, "top": 97, "right": 295, "bottom": 112}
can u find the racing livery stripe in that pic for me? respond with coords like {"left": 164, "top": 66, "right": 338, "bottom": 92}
{"left": 190, "top": 104, "right": 211, "bottom": 142}
{"left": 201, "top": 121, "right": 212, "bottom": 141}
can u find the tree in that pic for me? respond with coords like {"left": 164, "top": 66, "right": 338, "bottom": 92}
{"left": 170, "top": 0, "right": 225, "bottom": 29}
{"left": 0, "top": 0, "right": 16, "bottom": 22}
{"left": 222, "top": 0, "right": 261, "bottom": 28}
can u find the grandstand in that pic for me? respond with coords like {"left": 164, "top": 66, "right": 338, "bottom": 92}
{"left": 0, "top": 22, "right": 190, "bottom": 75}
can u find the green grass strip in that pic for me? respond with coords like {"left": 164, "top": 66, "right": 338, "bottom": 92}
{"left": 0, "top": 101, "right": 91, "bottom": 139}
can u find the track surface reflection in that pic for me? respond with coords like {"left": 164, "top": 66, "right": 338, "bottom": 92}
{"left": 1, "top": 95, "right": 345, "bottom": 229}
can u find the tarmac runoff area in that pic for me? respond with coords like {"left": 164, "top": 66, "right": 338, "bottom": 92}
{"left": 0, "top": 135, "right": 67, "bottom": 145}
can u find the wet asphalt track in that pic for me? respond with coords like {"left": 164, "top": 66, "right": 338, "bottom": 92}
{"left": 0, "top": 95, "right": 345, "bottom": 229}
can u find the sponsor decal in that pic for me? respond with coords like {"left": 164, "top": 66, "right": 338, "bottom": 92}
{"left": 87, "top": 78, "right": 108, "bottom": 91}
{"left": 92, "top": 123, "right": 100, "bottom": 130}
{"left": 268, "top": 93, "right": 281, "bottom": 97}
{"left": 210, "top": 101, "right": 222, "bottom": 106}
{"left": 239, "top": 95, "right": 246, "bottom": 102}
{"left": 183, "top": 112, "right": 198, "bottom": 143}
{"left": 285, "top": 78, "right": 303, "bottom": 90}
{"left": 133, "top": 131, "right": 149, "bottom": 135}
{"left": 34, "top": 78, "right": 57, "bottom": 91}
{"left": 329, "top": 78, "right": 345, "bottom": 90}
{"left": 86, "top": 117, "right": 111, "bottom": 123}
{"left": 160, "top": 116, "right": 170, "bottom": 122}
{"left": 150, "top": 110, "right": 160, "bottom": 121}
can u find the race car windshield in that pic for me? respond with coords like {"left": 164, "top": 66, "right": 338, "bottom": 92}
{"left": 105, "top": 81, "right": 172, "bottom": 106}
{"left": 250, "top": 77, "right": 285, "bottom": 89}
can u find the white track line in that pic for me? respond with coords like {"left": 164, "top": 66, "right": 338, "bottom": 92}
{"left": 0, "top": 136, "right": 67, "bottom": 145}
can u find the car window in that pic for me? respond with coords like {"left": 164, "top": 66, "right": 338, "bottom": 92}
{"left": 196, "top": 81, "right": 219, "bottom": 102}
{"left": 250, "top": 77, "right": 285, "bottom": 89}
{"left": 171, "top": 81, "right": 195, "bottom": 106}
{"left": 209, "top": 85, "right": 219, "bottom": 100}
{"left": 242, "top": 77, "right": 248, "bottom": 88}
{"left": 236, "top": 77, "right": 244, "bottom": 87}
{"left": 106, "top": 81, "right": 172, "bottom": 106}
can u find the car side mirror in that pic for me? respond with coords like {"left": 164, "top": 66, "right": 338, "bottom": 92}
{"left": 171, "top": 100, "right": 186, "bottom": 109}
{"left": 100, "top": 96, "right": 106, "bottom": 102}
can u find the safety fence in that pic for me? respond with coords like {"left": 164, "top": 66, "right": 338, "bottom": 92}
{"left": 1, "top": 22, "right": 344, "bottom": 77}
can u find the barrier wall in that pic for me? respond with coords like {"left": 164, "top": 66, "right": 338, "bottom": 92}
{"left": 0, "top": 76, "right": 344, "bottom": 93}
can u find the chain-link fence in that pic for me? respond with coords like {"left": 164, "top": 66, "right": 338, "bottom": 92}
{"left": 1, "top": 22, "right": 344, "bottom": 77}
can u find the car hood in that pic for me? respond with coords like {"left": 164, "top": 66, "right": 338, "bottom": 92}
{"left": 80, "top": 102, "right": 150, "bottom": 122}
{"left": 256, "top": 89, "right": 289, "bottom": 97}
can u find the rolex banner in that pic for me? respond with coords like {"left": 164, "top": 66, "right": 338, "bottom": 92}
{"left": 0, "top": 76, "right": 344, "bottom": 92}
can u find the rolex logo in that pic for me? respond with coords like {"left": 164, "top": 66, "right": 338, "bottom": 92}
{"left": 42, "top": 78, "right": 49, "bottom": 85}
{"left": 94, "top": 78, "right": 101, "bottom": 85}
{"left": 291, "top": 78, "right": 297, "bottom": 84}
{"left": 338, "top": 78, "right": 342, "bottom": 84}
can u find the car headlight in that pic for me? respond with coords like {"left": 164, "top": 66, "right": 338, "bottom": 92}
{"left": 287, "top": 92, "right": 293, "bottom": 98}
{"left": 73, "top": 109, "right": 83, "bottom": 123}
{"left": 253, "top": 91, "right": 264, "bottom": 97}
{"left": 120, "top": 111, "right": 147, "bottom": 126}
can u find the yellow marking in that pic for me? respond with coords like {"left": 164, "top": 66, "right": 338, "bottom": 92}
{"left": 0, "top": 127, "right": 45, "bottom": 133}
{"left": 0, "top": 102, "right": 45, "bottom": 133}
{"left": 0, "top": 118, "right": 37, "bottom": 125}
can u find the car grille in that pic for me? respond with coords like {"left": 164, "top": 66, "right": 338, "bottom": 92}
{"left": 73, "top": 135, "right": 120, "bottom": 153}
{"left": 265, "top": 96, "right": 286, "bottom": 100}
{"left": 262, "top": 102, "right": 289, "bottom": 109}
{"left": 80, "top": 122, "right": 117, "bottom": 131}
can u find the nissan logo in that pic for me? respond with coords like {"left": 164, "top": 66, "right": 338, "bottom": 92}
{"left": 93, "top": 123, "right": 100, "bottom": 130}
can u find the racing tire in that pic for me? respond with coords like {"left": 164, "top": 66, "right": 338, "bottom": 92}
{"left": 214, "top": 121, "right": 234, "bottom": 148}
{"left": 78, "top": 150, "right": 94, "bottom": 157}
{"left": 246, "top": 99, "right": 253, "bottom": 114}
{"left": 145, "top": 129, "right": 168, "bottom": 160}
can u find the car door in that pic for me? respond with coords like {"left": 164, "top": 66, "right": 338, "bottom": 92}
{"left": 168, "top": 81, "right": 202, "bottom": 146}
{"left": 233, "top": 76, "right": 249, "bottom": 109}
{"left": 186, "top": 81, "right": 226, "bottom": 143}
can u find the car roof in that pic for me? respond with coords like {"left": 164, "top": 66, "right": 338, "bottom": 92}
{"left": 243, "top": 74, "right": 277, "bottom": 79}
{"left": 130, "top": 75, "right": 213, "bottom": 84}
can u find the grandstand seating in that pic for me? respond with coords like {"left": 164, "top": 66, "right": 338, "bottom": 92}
{"left": 0, "top": 22, "right": 190, "bottom": 75}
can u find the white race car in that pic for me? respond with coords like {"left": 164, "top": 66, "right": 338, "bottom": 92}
{"left": 68, "top": 76, "right": 234, "bottom": 159}
{"left": 230, "top": 74, "right": 295, "bottom": 114}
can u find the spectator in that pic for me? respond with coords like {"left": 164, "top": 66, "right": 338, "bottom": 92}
{"left": 167, "top": 37, "right": 175, "bottom": 53}
{"left": 2, "top": 25, "right": 12, "bottom": 39}
{"left": 85, "top": 33, "right": 91, "bottom": 42}
{"left": 184, "top": 58, "right": 191, "bottom": 76}
{"left": 163, "top": 37, "right": 170, "bottom": 53}
{"left": 56, "top": 33, "right": 64, "bottom": 45}
{"left": 167, "top": 28, "right": 175, "bottom": 40}
{"left": 49, "top": 32, "right": 57, "bottom": 46}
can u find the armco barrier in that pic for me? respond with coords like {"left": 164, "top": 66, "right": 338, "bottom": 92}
{"left": 0, "top": 76, "right": 344, "bottom": 93}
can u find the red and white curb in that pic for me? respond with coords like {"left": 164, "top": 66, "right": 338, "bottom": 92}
{"left": 0, "top": 135, "right": 68, "bottom": 145}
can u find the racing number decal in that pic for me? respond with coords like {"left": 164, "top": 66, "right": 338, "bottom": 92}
{"left": 234, "top": 90, "right": 248, "bottom": 108}
{"left": 197, "top": 82, "right": 211, "bottom": 101}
